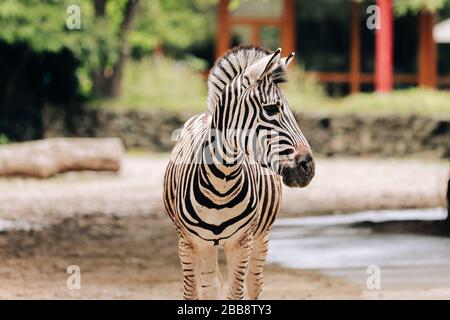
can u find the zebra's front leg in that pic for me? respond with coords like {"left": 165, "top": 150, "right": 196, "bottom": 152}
{"left": 199, "top": 245, "right": 222, "bottom": 299}
{"left": 247, "top": 233, "right": 269, "bottom": 299}
{"left": 178, "top": 237, "right": 200, "bottom": 300}
{"left": 224, "top": 233, "right": 253, "bottom": 300}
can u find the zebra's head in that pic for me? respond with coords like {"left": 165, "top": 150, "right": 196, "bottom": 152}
{"left": 238, "top": 48, "right": 315, "bottom": 188}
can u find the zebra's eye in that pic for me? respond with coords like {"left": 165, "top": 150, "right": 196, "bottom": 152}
{"left": 263, "top": 104, "right": 280, "bottom": 116}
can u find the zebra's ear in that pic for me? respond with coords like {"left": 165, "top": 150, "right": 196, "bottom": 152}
{"left": 244, "top": 48, "right": 281, "bottom": 82}
{"left": 280, "top": 52, "right": 295, "bottom": 68}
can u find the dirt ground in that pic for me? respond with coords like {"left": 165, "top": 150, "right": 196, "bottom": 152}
{"left": 0, "top": 155, "right": 448, "bottom": 299}
{"left": 0, "top": 155, "right": 448, "bottom": 223}
{"left": 0, "top": 215, "right": 359, "bottom": 299}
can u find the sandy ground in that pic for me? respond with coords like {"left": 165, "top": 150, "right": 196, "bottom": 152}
{"left": 0, "top": 155, "right": 448, "bottom": 299}
{"left": 0, "top": 215, "right": 359, "bottom": 299}
{"left": 0, "top": 155, "right": 448, "bottom": 223}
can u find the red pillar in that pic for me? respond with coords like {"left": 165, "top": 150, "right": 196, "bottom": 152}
{"left": 281, "top": 0, "right": 296, "bottom": 56}
{"left": 375, "top": 0, "right": 393, "bottom": 93}
{"left": 350, "top": 1, "right": 361, "bottom": 94}
{"left": 216, "top": 0, "right": 230, "bottom": 60}
{"left": 418, "top": 10, "right": 437, "bottom": 88}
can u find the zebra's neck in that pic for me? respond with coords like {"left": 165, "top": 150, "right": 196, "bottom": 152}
{"left": 197, "top": 102, "right": 247, "bottom": 196}
{"left": 203, "top": 120, "right": 244, "bottom": 174}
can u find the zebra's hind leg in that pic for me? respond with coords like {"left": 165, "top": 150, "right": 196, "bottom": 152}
{"left": 246, "top": 233, "right": 269, "bottom": 300}
{"left": 178, "top": 237, "right": 200, "bottom": 300}
{"left": 199, "top": 245, "right": 222, "bottom": 299}
{"left": 224, "top": 233, "right": 253, "bottom": 300}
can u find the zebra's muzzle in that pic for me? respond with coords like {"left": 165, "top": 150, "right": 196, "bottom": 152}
{"left": 280, "top": 153, "right": 315, "bottom": 188}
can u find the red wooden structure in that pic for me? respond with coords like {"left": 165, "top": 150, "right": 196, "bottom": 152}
{"left": 215, "top": 0, "right": 447, "bottom": 93}
{"left": 216, "top": 0, "right": 295, "bottom": 59}
{"left": 375, "top": 0, "right": 393, "bottom": 93}
{"left": 419, "top": 9, "right": 438, "bottom": 88}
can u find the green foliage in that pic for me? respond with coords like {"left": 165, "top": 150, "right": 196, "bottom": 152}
{"left": 2, "top": 0, "right": 450, "bottom": 108}
{"left": 228, "top": 0, "right": 450, "bottom": 19}
{"left": 89, "top": 57, "right": 207, "bottom": 110}
{"left": 0, "top": 0, "right": 113, "bottom": 69}
{"left": 0, "top": 0, "right": 128, "bottom": 98}
{"left": 0, "top": 133, "right": 9, "bottom": 145}
{"left": 228, "top": 0, "right": 241, "bottom": 11}
{"left": 394, "top": 0, "right": 450, "bottom": 15}
{"left": 130, "top": 0, "right": 217, "bottom": 59}
{"left": 0, "top": 0, "right": 217, "bottom": 99}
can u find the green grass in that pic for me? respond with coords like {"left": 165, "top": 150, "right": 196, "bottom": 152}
{"left": 291, "top": 88, "right": 450, "bottom": 117}
{"left": 281, "top": 67, "right": 450, "bottom": 116}
{"left": 89, "top": 57, "right": 207, "bottom": 111}
{"left": 90, "top": 58, "right": 450, "bottom": 117}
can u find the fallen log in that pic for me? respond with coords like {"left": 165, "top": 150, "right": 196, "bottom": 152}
{"left": 0, "top": 138, "right": 124, "bottom": 178}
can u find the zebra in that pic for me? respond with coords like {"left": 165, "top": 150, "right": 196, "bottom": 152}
{"left": 163, "top": 45, "right": 315, "bottom": 300}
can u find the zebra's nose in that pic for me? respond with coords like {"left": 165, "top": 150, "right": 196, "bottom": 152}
{"left": 295, "top": 153, "right": 315, "bottom": 182}
{"left": 280, "top": 153, "right": 315, "bottom": 188}
{"left": 296, "top": 153, "right": 312, "bottom": 170}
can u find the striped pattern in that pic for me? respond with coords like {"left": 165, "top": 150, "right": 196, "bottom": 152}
{"left": 163, "top": 46, "right": 313, "bottom": 300}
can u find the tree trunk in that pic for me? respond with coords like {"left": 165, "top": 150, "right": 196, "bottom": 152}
{"left": 108, "top": 0, "right": 140, "bottom": 97}
{"left": 94, "top": 0, "right": 106, "bottom": 17}
{"left": 92, "top": 0, "right": 140, "bottom": 98}
{"left": 91, "top": 0, "right": 107, "bottom": 95}
{"left": 0, "top": 138, "right": 124, "bottom": 178}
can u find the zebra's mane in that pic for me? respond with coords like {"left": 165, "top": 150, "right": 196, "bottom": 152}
{"left": 207, "top": 45, "right": 287, "bottom": 114}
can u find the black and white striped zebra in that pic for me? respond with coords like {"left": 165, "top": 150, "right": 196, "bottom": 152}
{"left": 163, "top": 46, "right": 315, "bottom": 300}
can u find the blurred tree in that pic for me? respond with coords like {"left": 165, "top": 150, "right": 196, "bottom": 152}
{"left": 130, "top": 0, "right": 216, "bottom": 62}
{"left": 0, "top": 0, "right": 125, "bottom": 98}
{"left": 0, "top": 0, "right": 216, "bottom": 99}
